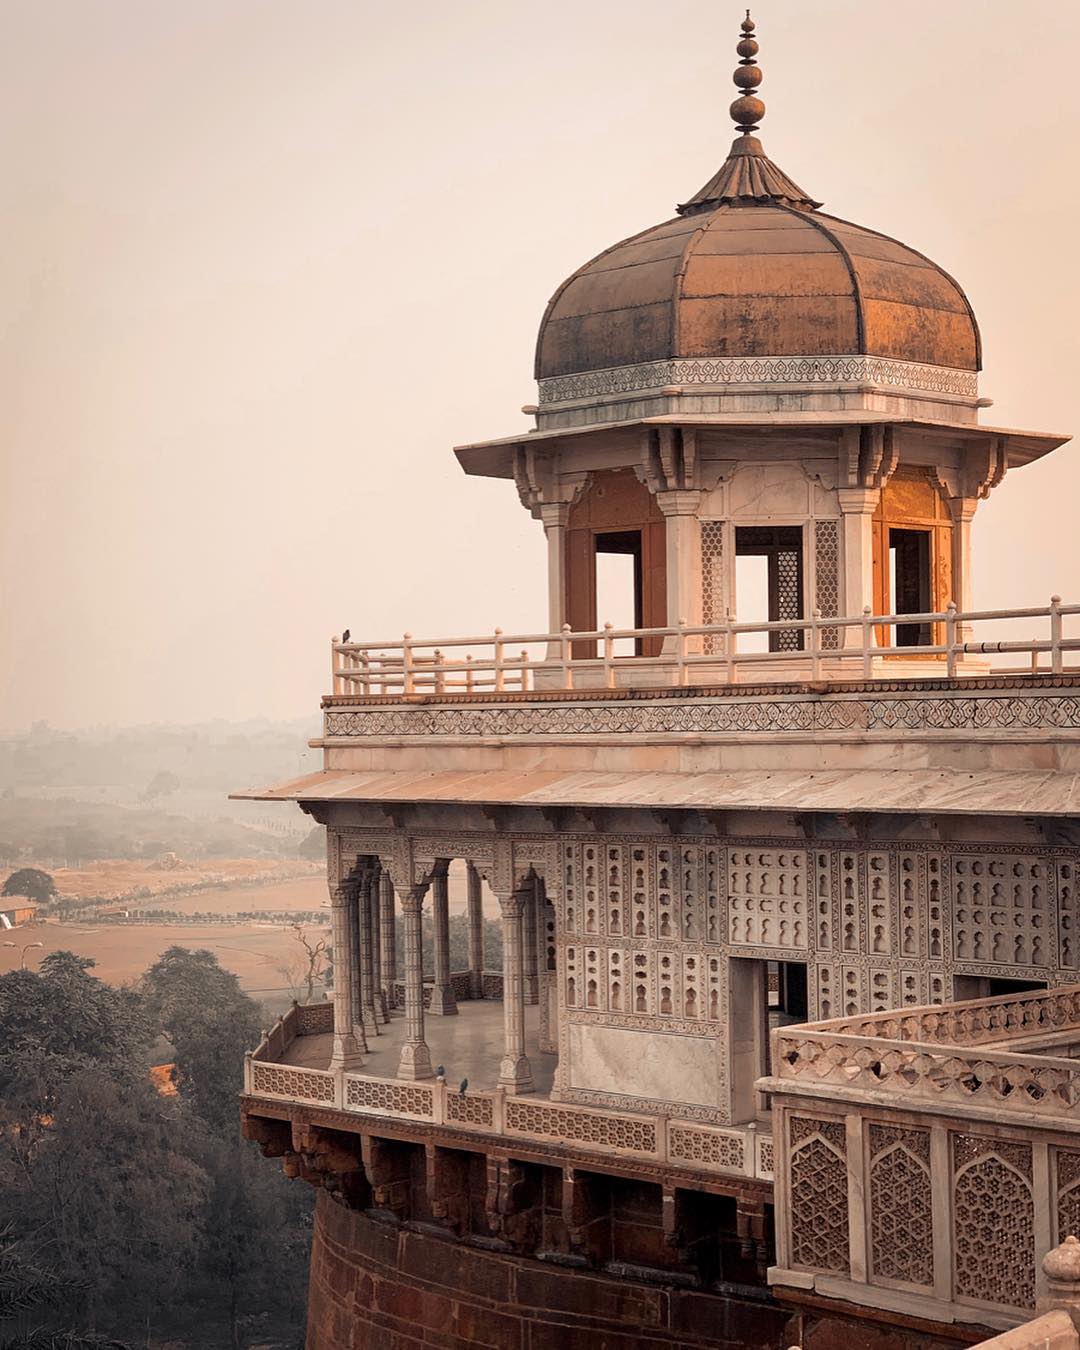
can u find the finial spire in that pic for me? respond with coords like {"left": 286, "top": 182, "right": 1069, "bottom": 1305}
{"left": 731, "top": 11, "right": 765, "bottom": 135}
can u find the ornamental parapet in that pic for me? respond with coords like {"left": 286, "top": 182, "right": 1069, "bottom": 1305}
{"left": 764, "top": 983, "right": 1080, "bottom": 1334}
{"left": 244, "top": 1000, "right": 773, "bottom": 1186}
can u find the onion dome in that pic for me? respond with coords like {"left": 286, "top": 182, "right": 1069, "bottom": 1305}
{"left": 536, "top": 12, "right": 980, "bottom": 382}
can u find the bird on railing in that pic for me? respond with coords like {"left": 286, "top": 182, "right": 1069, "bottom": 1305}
{"left": 435, "top": 1064, "right": 445, "bottom": 1080}
{"left": 341, "top": 628, "right": 350, "bottom": 644}
{"left": 458, "top": 1077, "right": 469, "bottom": 1095}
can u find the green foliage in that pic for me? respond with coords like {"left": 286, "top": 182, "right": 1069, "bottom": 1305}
{"left": 1, "top": 869, "right": 56, "bottom": 903}
{"left": 142, "top": 948, "right": 263, "bottom": 1134}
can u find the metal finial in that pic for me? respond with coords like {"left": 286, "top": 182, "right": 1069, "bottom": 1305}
{"left": 731, "top": 11, "right": 764, "bottom": 135}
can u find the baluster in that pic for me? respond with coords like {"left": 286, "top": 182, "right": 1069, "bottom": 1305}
{"left": 561, "top": 623, "right": 573, "bottom": 690}
{"left": 494, "top": 627, "right": 505, "bottom": 692}
{"left": 809, "top": 607, "right": 821, "bottom": 680}
{"left": 1051, "top": 594, "right": 1063, "bottom": 674}
{"left": 945, "top": 602, "right": 958, "bottom": 678}
{"left": 465, "top": 653, "right": 474, "bottom": 693}
{"left": 332, "top": 636, "right": 343, "bottom": 695}
{"left": 676, "top": 617, "right": 687, "bottom": 687}
{"left": 725, "top": 609, "right": 736, "bottom": 684}
{"left": 603, "top": 622, "right": 615, "bottom": 689}
{"left": 434, "top": 649, "right": 445, "bottom": 694}
{"left": 402, "top": 633, "right": 414, "bottom": 695}
{"left": 520, "top": 649, "right": 530, "bottom": 691}
{"left": 861, "top": 606, "right": 874, "bottom": 679}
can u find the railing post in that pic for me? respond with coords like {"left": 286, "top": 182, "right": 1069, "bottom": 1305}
{"left": 244, "top": 1050, "right": 253, "bottom": 1094}
{"left": 402, "top": 633, "right": 415, "bottom": 695}
{"left": 945, "top": 602, "right": 958, "bottom": 678}
{"left": 676, "top": 617, "right": 688, "bottom": 687}
{"left": 603, "top": 622, "right": 615, "bottom": 689}
{"left": 1051, "top": 594, "right": 1064, "bottom": 674}
{"left": 465, "top": 653, "right": 474, "bottom": 693}
{"left": 862, "top": 606, "right": 874, "bottom": 679}
{"left": 434, "top": 649, "right": 445, "bottom": 694}
{"left": 809, "top": 607, "right": 821, "bottom": 680}
{"left": 331, "top": 637, "right": 343, "bottom": 696}
{"left": 520, "top": 649, "right": 530, "bottom": 691}
{"left": 360, "top": 652, "right": 371, "bottom": 696}
{"left": 494, "top": 628, "right": 505, "bottom": 692}
{"left": 560, "top": 623, "right": 573, "bottom": 690}
{"left": 725, "top": 609, "right": 736, "bottom": 684}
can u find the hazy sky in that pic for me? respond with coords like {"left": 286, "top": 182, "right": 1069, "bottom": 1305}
{"left": 2, "top": 0, "right": 1078, "bottom": 730}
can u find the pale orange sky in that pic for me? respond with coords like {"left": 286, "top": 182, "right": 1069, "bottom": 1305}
{"left": 2, "top": 0, "right": 1078, "bottom": 729}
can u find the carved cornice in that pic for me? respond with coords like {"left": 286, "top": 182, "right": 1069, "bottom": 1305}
{"left": 537, "top": 355, "right": 979, "bottom": 406}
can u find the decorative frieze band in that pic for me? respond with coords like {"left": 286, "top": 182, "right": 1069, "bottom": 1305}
{"left": 537, "top": 355, "right": 979, "bottom": 406}
{"left": 325, "top": 692, "right": 1080, "bottom": 741}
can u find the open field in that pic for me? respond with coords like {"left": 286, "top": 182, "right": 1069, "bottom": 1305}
{"left": 40, "top": 856, "right": 323, "bottom": 903}
{"left": 1, "top": 917, "right": 329, "bottom": 1015}
{"left": 127, "top": 873, "right": 329, "bottom": 915}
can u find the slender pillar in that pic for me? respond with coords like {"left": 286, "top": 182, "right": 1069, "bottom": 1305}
{"left": 522, "top": 880, "right": 540, "bottom": 1005}
{"left": 837, "top": 487, "right": 880, "bottom": 646}
{"left": 379, "top": 870, "right": 397, "bottom": 1010}
{"left": 466, "top": 862, "right": 485, "bottom": 999}
{"left": 370, "top": 867, "right": 386, "bottom": 1022}
{"left": 346, "top": 881, "right": 369, "bottom": 1051}
{"left": 657, "top": 489, "right": 704, "bottom": 655}
{"left": 397, "top": 887, "right": 433, "bottom": 1080}
{"left": 498, "top": 890, "right": 534, "bottom": 1092}
{"left": 328, "top": 883, "right": 364, "bottom": 1068}
{"left": 429, "top": 865, "right": 458, "bottom": 1016}
{"left": 949, "top": 495, "right": 978, "bottom": 642}
{"left": 540, "top": 502, "right": 570, "bottom": 641}
{"left": 360, "top": 870, "right": 380, "bottom": 1034}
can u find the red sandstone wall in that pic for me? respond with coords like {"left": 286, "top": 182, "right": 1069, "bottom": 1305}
{"left": 306, "top": 1189, "right": 789, "bottom": 1349}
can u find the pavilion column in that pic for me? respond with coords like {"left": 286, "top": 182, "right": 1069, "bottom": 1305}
{"left": 397, "top": 886, "right": 433, "bottom": 1080}
{"left": 522, "top": 879, "right": 540, "bottom": 1005}
{"left": 949, "top": 496, "right": 978, "bottom": 642}
{"left": 360, "top": 870, "right": 380, "bottom": 1035}
{"left": 657, "top": 490, "right": 703, "bottom": 656}
{"left": 429, "top": 865, "right": 458, "bottom": 1016}
{"left": 837, "top": 487, "right": 880, "bottom": 645}
{"left": 466, "top": 862, "right": 485, "bottom": 999}
{"left": 346, "top": 880, "right": 369, "bottom": 1050}
{"left": 379, "top": 870, "right": 398, "bottom": 1010}
{"left": 497, "top": 889, "right": 534, "bottom": 1093}
{"left": 328, "top": 882, "right": 364, "bottom": 1068}
{"left": 370, "top": 868, "right": 386, "bottom": 1022}
{"left": 540, "top": 501, "right": 571, "bottom": 642}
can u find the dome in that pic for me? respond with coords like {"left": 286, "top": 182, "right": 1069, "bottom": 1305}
{"left": 536, "top": 19, "right": 980, "bottom": 383}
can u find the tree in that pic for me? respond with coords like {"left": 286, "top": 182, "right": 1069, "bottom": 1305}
{"left": 278, "top": 924, "right": 329, "bottom": 1002}
{"left": 1, "top": 870, "right": 55, "bottom": 904}
{"left": 143, "top": 771, "right": 180, "bottom": 802}
{"left": 0, "top": 1224, "right": 132, "bottom": 1349}
{"left": 142, "top": 948, "right": 262, "bottom": 1134}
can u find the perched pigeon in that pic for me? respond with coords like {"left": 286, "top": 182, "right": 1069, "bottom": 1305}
{"left": 458, "top": 1077, "right": 469, "bottom": 1095}
{"left": 342, "top": 628, "right": 351, "bottom": 644}
{"left": 435, "top": 1065, "right": 445, "bottom": 1079}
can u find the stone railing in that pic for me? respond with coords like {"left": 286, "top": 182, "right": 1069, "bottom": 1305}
{"left": 765, "top": 983, "right": 1080, "bottom": 1333}
{"left": 389, "top": 970, "right": 502, "bottom": 1007}
{"left": 330, "top": 598, "right": 1080, "bottom": 696}
{"left": 244, "top": 1019, "right": 772, "bottom": 1183}
{"left": 808, "top": 985, "right": 1080, "bottom": 1050}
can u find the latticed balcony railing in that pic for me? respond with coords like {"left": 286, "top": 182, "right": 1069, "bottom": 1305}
{"left": 330, "top": 598, "right": 1080, "bottom": 697}
{"left": 244, "top": 1000, "right": 774, "bottom": 1184}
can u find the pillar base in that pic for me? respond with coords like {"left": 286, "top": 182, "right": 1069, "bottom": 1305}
{"left": 428, "top": 985, "right": 458, "bottom": 1016}
{"left": 330, "top": 1032, "right": 365, "bottom": 1071}
{"left": 469, "top": 972, "right": 484, "bottom": 1000}
{"left": 498, "top": 1054, "right": 534, "bottom": 1093}
{"left": 363, "top": 1007, "right": 382, "bottom": 1036}
{"left": 523, "top": 976, "right": 540, "bottom": 1005}
{"left": 397, "top": 1041, "right": 434, "bottom": 1080}
{"left": 352, "top": 1021, "right": 372, "bottom": 1050}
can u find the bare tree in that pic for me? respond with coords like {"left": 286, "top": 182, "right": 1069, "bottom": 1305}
{"left": 285, "top": 924, "right": 328, "bottom": 1002}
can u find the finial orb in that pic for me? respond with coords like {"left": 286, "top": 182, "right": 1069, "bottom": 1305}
{"left": 733, "top": 64, "right": 762, "bottom": 90}
{"left": 741, "top": 12, "right": 755, "bottom": 33}
{"left": 1044, "top": 1235, "right": 1080, "bottom": 1283}
{"left": 730, "top": 94, "right": 765, "bottom": 131}
{"left": 736, "top": 37, "right": 759, "bottom": 59}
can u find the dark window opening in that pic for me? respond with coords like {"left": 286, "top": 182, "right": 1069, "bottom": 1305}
{"left": 595, "top": 530, "right": 643, "bottom": 653}
{"left": 735, "top": 526, "right": 804, "bottom": 651}
{"left": 952, "top": 974, "right": 1048, "bottom": 1001}
{"left": 889, "top": 528, "right": 932, "bottom": 647}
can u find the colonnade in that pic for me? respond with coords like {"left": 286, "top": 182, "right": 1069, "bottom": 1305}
{"left": 327, "top": 861, "right": 546, "bottom": 1093}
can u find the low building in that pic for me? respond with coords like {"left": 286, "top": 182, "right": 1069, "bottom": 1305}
{"left": 0, "top": 903, "right": 38, "bottom": 930}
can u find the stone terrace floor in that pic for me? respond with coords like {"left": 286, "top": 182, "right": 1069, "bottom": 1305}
{"left": 280, "top": 999, "right": 555, "bottom": 1095}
